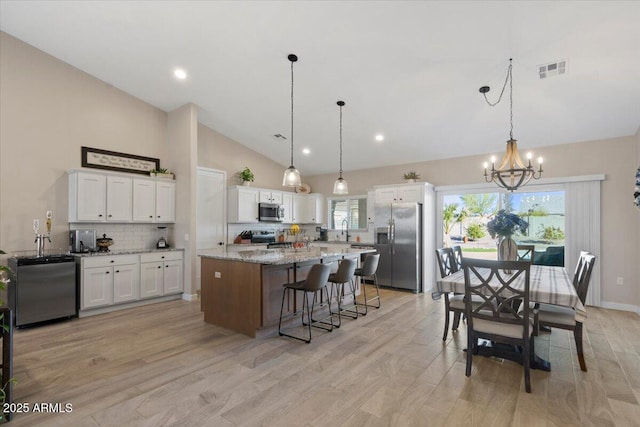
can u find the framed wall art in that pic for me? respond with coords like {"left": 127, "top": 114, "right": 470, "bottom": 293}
{"left": 81, "top": 146, "right": 160, "bottom": 175}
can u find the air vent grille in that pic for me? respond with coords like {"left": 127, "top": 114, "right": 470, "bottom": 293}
{"left": 539, "top": 60, "right": 567, "bottom": 79}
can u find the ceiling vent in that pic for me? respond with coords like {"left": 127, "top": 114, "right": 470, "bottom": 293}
{"left": 539, "top": 60, "right": 567, "bottom": 79}
{"left": 272, "top": 134, "right": 287, "bottom": 140}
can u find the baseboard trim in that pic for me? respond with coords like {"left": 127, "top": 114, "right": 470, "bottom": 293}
{"left": 79, "top": 294, "right": 183, "bottom": 318}
{"left": 182, "top": 293, "right": 198, "bottom": 302}
{"left": 598, "top": 301, "right": 640, "bottom": 315}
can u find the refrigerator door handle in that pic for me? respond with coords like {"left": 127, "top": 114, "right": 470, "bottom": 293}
{"left": 387, "top": 221, "right": 392, "bottom": 254}
{"left": 391, "top": 219, "right": 396, "bottom": 255}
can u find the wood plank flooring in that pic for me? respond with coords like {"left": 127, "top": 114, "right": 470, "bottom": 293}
{"left": 6, "top": 286, "right": 640, "bottom": 426}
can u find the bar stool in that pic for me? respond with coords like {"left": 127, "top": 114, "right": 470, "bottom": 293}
{"left": 327, "top": 258, "right": 357, "bottom": 327}
{"left": 278, "top": 263, "right": 333, "bottom": 343}
{"left": 352, "top": 253, "right": 381, "bottom": 315}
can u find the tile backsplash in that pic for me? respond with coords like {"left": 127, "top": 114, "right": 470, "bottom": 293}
{"left": 70, "top": 223, "right": 173, "bottom": 251}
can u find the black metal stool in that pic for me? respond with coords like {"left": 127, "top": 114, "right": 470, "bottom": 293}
{"left": 327, "top": 258, "right": 357, "bottom": 327}
{"left": 352, "top": 253, "right": 381, "bottom": 315}
{"left": 278, "top": 263, "right": 333, "bottom": 343}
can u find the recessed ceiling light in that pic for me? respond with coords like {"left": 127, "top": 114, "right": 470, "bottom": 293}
{"left": 375, "top": 134, "right": 384, "bottom": 142}
{"left": 302, "top": 148, "right": 311, "bottom": 155}
{"left": 174, "top": 68, "right": 187, "bottom": 80}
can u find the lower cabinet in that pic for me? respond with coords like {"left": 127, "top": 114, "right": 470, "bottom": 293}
{"left": 80, "top": 251, "right": 183, "bottom": 312}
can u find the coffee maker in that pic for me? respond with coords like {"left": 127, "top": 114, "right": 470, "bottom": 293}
{"left": 316, "top": 226, "right": 328, "bottom": 241}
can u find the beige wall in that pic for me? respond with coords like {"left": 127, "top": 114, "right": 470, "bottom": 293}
{"left": 198, "top": 124, "right": 290, "bottom": 190}
{"left": 0, "top": 32, "right": 168, "bottom": 254}
{"left": 307, "top": 135, "right": 640, "bottom": 308}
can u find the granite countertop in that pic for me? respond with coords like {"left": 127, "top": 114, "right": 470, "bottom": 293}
{"left": 72, "top": 248, "right": 184, "bottom": 257}
{"left": 198, "top": 246, "right": 375, "bottom": 265}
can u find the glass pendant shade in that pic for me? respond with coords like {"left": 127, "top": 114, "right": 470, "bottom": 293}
{"left": 333, "top": 176, "right": 349, "bottom": 195}
{"left": 283, "top": 166, "right": 301, "bottom": 187}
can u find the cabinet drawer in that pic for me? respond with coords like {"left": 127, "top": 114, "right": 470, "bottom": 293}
{"left": 140, "top": 251, "right": 183, "bottom": 263}
{"left": 83, "top": 254, "right": 139, "bottom": 268}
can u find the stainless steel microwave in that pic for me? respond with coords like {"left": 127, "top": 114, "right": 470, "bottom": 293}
{"left": 259, "top": 203, "right": 284, "bottom": 222}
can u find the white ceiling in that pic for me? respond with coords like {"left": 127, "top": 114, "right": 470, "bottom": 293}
{"left": 2, "top": 1, "right": 639, "bottom": 176}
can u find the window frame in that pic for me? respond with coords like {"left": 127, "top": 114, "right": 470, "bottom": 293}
{"left": 327, "top": 195, "right": 368, "bottom": 232}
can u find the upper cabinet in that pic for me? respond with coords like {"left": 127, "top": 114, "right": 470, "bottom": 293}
{"left": 228, "top": 187, "right": 260, "bottom": 223}
{"left": 305, "top": 194, "right": 323, "bottom": 224}
{"left": 69, "top": 170, "right": 175, "bottom": 223}
{"left": 374, "top": 183, "right": 424, "bottom": 204}
{"left": 259, "top": 190, "right": 283, "bottom": 205}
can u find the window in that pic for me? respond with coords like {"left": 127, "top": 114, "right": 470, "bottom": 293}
{"left": 328, "top": 196, "right": 367, "bottom": 231}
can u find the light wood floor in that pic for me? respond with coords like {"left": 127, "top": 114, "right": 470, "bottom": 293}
{"left": 7, "top": 286, "right": 640, "bottom": 426}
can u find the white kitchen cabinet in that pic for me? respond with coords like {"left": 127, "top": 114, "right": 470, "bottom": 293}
{"left": 292, "top": 194, "right": 307, "bottom": 223}
{"left": 374, "top": 184, "right": 423, "bottom": 204}
{"left": 69, "top": 170, "right": 175, "bottom": 224}
{"left": 81, "top": 254, "right": 139, "bottom": 309}
{"left": 132, "top": 178, "right": 156, "bottom": 222}
{"left": 228, "top": 187, "right": 260, "bottom": 223}
{"left": 367, "top": 190, "right": 376, "bottom": 224}
{"left": 70, "top": 172, "right": 107, "bottom": 221}
{"left": 156, "top": 181, "right": 176, "bottom": 222}
{"left": 282, "top": 193, "right": 293, "bottom": 223}
{"left": 305, "top": 194, "right": 323, "bottom": 224}
{"left": 106, "top": 176, "right": 132, "bottom": 222}
{"left": 259, "top": 190, "right": 283, "bottom": 204}
{"left": 140, "top": 251, "right": 184, "bottom": 298}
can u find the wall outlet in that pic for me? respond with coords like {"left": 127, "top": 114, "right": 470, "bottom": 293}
{"left": 616, "top": 277, "right": 624, "bottom": 285}
{"left": 214, "top": 272, "right": 221, "bottom": 279}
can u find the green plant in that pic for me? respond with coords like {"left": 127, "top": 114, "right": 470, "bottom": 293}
{"left": 460, "top": 193, "right": 498, "bottom": 218}
{"left": 403, "top": 171, "right": 420, "bottom": 180}
{"left": 150, "top": 168, "right": 169, "bottom": 174}
{"left": 239, "top": 167, "right": 255, "bottom": 182}
{"left": 466, "top": 223, "right": 486, "bottom": 240}
{"left": 537, "top": 225, "right": 565, "bottom": 240}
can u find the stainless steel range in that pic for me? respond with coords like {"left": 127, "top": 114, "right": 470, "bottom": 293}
{"left": 8, "top": 254, "right": 77, "bottom": 327}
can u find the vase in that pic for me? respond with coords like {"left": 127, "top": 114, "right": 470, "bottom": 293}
{"left": 242, "top": 181, "right": 251, "bottom": 186}
{"left": 498, "top": 235, "right": 518, "bottom": 272}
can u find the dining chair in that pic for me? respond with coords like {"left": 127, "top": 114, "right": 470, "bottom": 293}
{"left": 516, "top": 244, "right": 535, "bottom": 264}
{"left": 534, "top": 252, "right": 596, "bottom": 371}
{"left": 452, "top": 245, "right": 463, "bottom": 272}
{"left": 278, "top": 263, "right": 333, "bottom": 343}
{"left": 436, "top": 248, "right": 463, "bottom": 340}
{"left": 462, "top": 258, "right": 534, "bottom": 393}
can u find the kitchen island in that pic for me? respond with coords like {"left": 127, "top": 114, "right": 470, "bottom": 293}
{"left": 198, "top": 246, "right": 375, "bottom": 337}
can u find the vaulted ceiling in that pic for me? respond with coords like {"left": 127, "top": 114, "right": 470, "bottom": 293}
{"left": 2, "top": 1, "right": 639, "bottom": 175}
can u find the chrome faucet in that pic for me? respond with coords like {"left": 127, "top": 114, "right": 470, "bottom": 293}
{"left": 341, "top": 218, "right": 351, "bottom": 242}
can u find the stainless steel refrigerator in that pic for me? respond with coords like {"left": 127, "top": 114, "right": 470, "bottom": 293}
{"left": 374, "top": 202, "right": 422, "bottom": 292}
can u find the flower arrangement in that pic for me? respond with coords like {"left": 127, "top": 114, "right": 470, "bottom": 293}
{"left": 486, "top": 210, "right": 528, "bottom": 238}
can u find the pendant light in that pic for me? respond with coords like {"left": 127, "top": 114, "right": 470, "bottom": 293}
{"left": 333, "top": 100, "right": 349, "bottom": 195}
{"left": 481, "top": 59, "right": 543, "bottom": 191}
{"left": 282, "top": 54, "right": 302, "bottom": 187}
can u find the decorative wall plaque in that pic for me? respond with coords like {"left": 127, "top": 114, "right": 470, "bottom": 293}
{"left": 81, "top": 146, "right": 160, "bottom": 175}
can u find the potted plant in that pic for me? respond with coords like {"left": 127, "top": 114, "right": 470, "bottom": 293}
{"left": 150, "top": 168, "right": 174, "bottom": 179}
{"left": 403, "top": 171, "right": 420, "bottom": 183}
{"left": 487, "top": 210, "right": 528, "bottom": 262}
{"left": 239, "top": 167, "right": 255, "bottom": 186}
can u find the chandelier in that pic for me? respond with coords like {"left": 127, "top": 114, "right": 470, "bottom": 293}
{"left": 333, "top": 101, "right": 349, "bottom": 195}
{"left": 282, "top": 54, "right": 302, "bottom": 187}
{"left": 481, "top": 59, "right": 543, "bottom": 191}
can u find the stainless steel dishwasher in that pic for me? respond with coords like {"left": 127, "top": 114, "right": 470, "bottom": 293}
{"left": 8, "top": 254, "right": 77, "bottom": 327}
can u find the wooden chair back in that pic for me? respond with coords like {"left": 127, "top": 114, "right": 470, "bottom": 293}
{"left": 575, "top": 253, "right": 596, "bottom": 305}
{"left": 516, "top": 245, "right": 535, "bottom": 264}
{"left": 462, "top": 258, "right": 531, "bottom": 329}
{"left": 435, "top": 248, "right": 455, "bottom": 278}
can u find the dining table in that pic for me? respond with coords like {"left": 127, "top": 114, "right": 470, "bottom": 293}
{"left": 438, "top": 264, "right": 585, "bottom": 371}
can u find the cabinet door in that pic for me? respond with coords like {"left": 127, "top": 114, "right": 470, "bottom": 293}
{"left": 259, "top": 191, "right": 272, "bottom": 203}
{"left": 113, "top": 263, "right": 139, "bottom": 303}
{"left": 77, "top": 173, "right": 107, "bottom": 221}
{"left": 292, "top": 194, "right": 307, "bottom": 223}
{"left": 163, "top": 259, "right": 183, "bottom": 294}
{"left": 397, "top": 186, "right": 422, "bottom": 203}
{"left": 262, "top": 264, "right": 294, "bottom": 327}
{"left": 375, "top": 188, "right": 398, "bottom": 204}
{"left": 270, "top": 192, "right": 283, "bottom": 204}
{"left": 156, "top": 181, "right": 176, "bottom": 222}
{"left": 82, "top": 267, "right": 113, "bottom": 309}
{"left": 133, "top": 179, "right": 156, "bottom": 222}
{"left": 306, "top": 195, "right": 323, "bottom": 224}
{"left": 237, "top": 188, "right": 260, "bottom": 222}
{"left": 282, "top": 193, "right": 293, "bottom": 223}
{"left": 140, "top": 262, "right": 164, "bottom": 298}
{"left": 106, "top": 176, "right": 132, "bottom": 222}
{"left": 367, "top": 190, "right": 376, "bottom": 224}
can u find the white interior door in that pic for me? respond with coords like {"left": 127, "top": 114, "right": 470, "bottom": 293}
{"left": 196, "top": 168, "right": 226, "bottom": 290}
